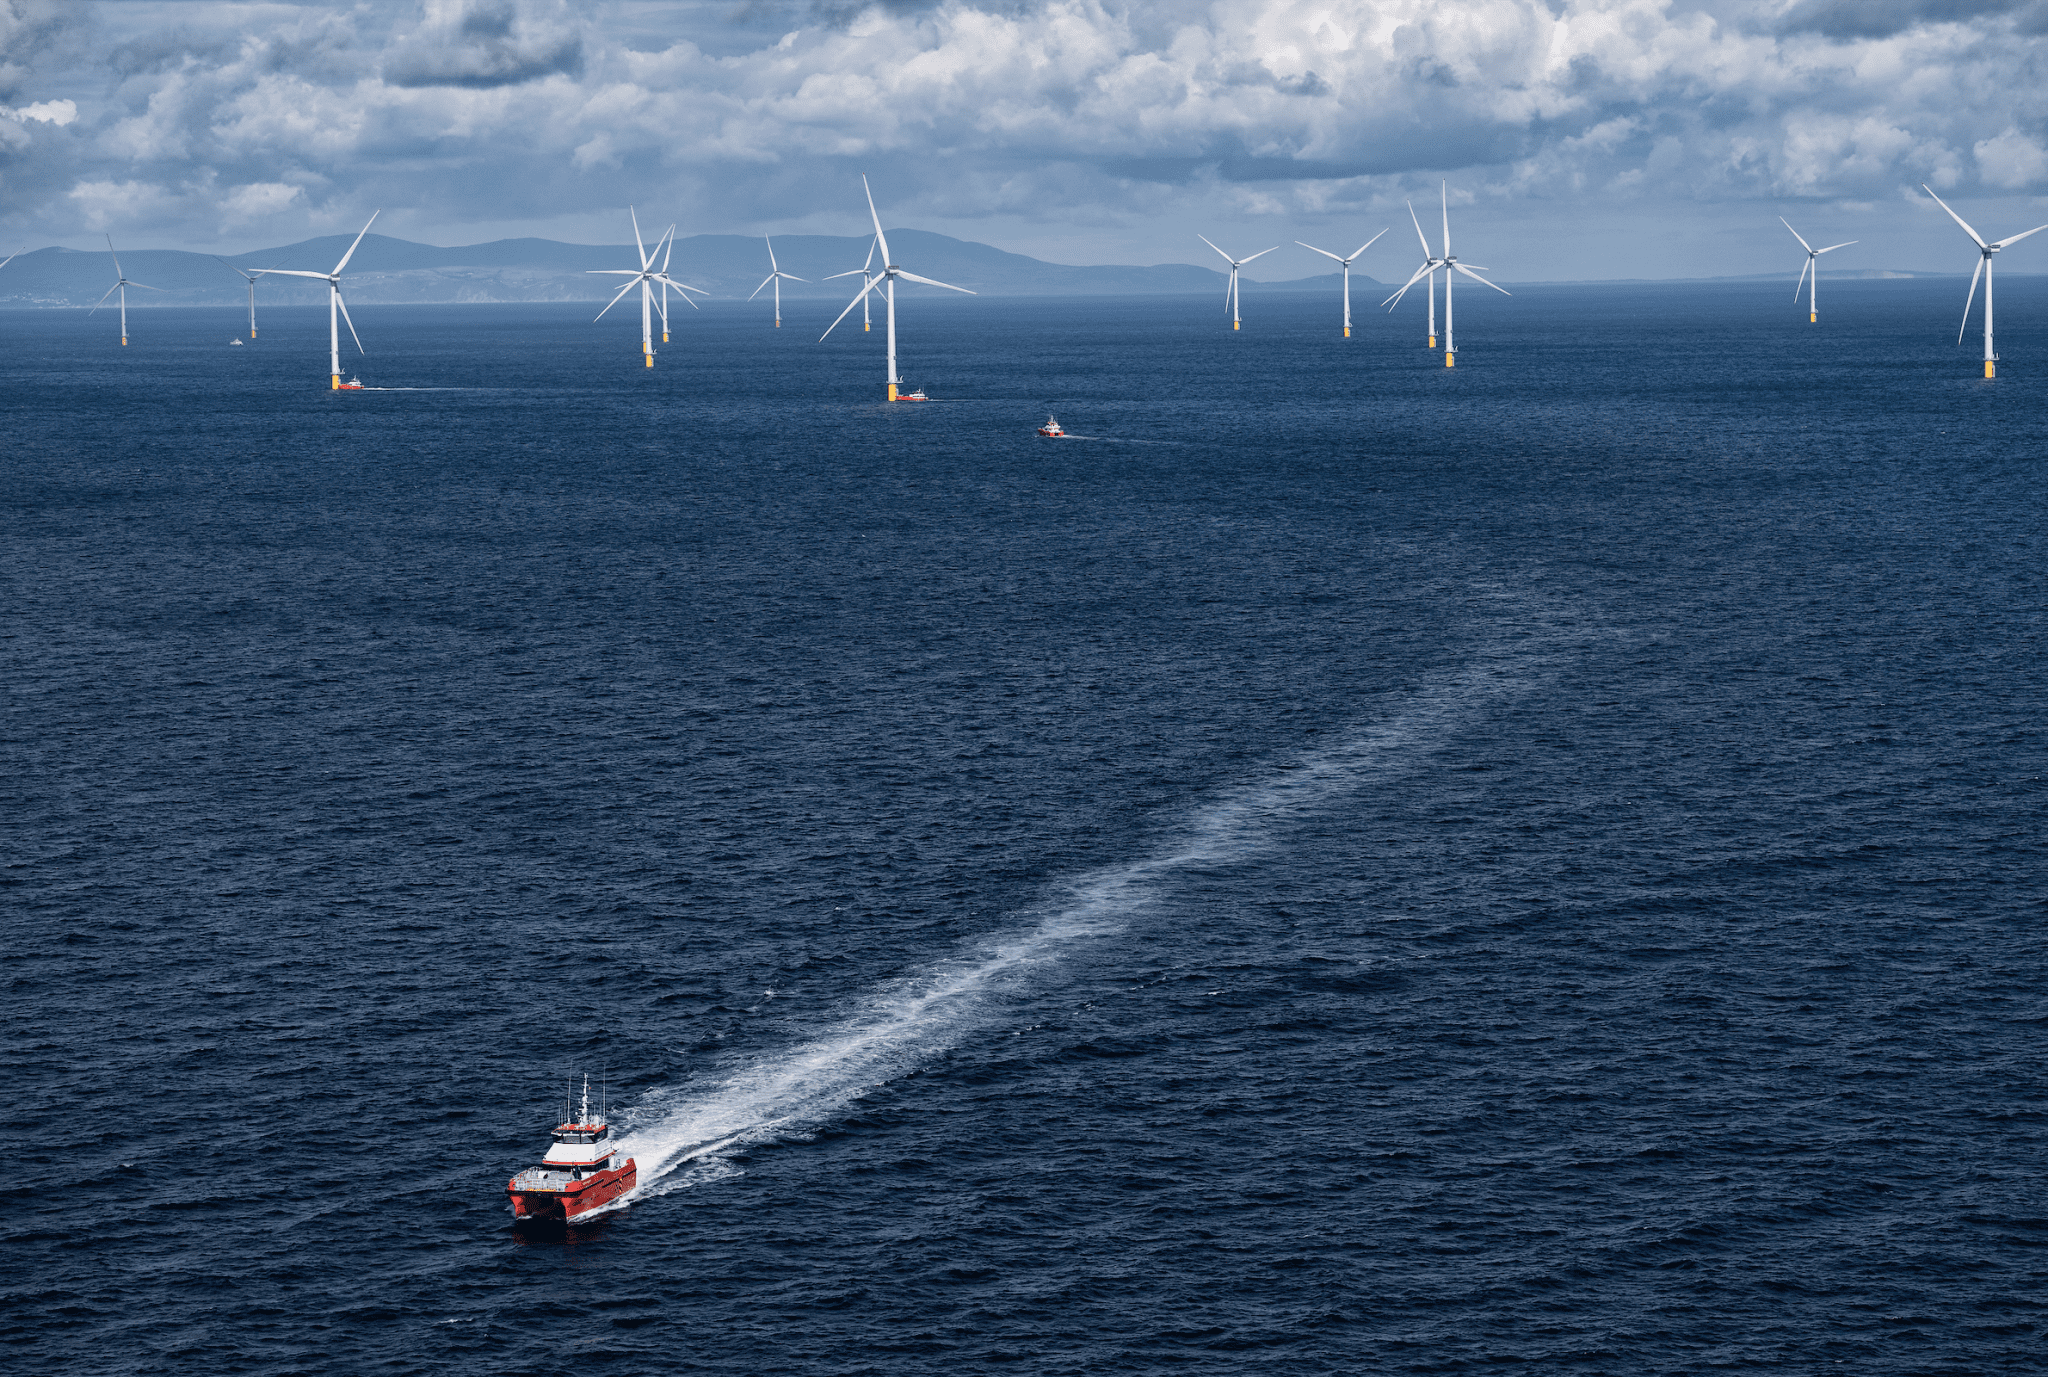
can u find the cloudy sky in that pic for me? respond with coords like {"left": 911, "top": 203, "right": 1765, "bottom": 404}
{"left": 4, "top": 0, "right": 2048, "bottom": 278}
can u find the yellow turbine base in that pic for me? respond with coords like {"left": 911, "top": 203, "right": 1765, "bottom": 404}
{"left": 331, "top": 374, "right": 340, "bottom": 390}
{"left": 645, "top": 353, "right": 654, "bottom": 368}
{"left": 1343, "top": 327, "right": 1351, "bottom": 338}
{"left": 121, "top": 337, "right": 128, "bottom": 346}
{"left": 1446, "top": 353, "right": 1455, "bottom": 368}
{"left": 1810, "top": 313, "right": 1817, "bottom": 323}
{"left": 864, "top": 322, "right": 870, "bottom": 332}
{"left": 1428, "top": 335, "right": 1436, "bottom": 348}
{"left": 775, "top": 321, "right": 781, "bottom": 328}
{"left": 663, "top": 332, "right": 670, "bottom": 342}
{"left": 1986, "top": 361, "right": 1996, "bottom": 379}
{"left": 888, "top": 383, "right": 899, "bottom": 401}
{"left": 1233, "top": 321, "right": 1240, "bottom": 330}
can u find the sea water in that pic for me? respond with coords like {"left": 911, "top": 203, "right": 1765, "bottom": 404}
{"left": 4, "top": 281, "right": 2046, "bottom": 1373}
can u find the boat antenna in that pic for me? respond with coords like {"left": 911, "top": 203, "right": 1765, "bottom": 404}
{"left": 580, "top": 1073, "right": 590, "bottom": 1126}
{"left": 602, "top": 1065, "right": 608, "bottom": 1124}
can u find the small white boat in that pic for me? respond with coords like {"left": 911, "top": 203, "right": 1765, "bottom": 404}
{"left": 229, "top": 338, "right": 245, "bottom": 347}
{"left": 1037, "top": 415, "right": 1065, "bottom": 437}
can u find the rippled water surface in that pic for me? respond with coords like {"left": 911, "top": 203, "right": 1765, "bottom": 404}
{"left": 5, "top": 282, "right": 2047, "bottom": 1374}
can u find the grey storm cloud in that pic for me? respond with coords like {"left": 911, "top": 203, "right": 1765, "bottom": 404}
{"left": 7, "top": 0, "right": 2048, "bottom": 261}
{"left": 1773, "top": 0, "right": 2038, "bottom": 39}
{"left": 383, "top": 0, "right": 584, "bottom": 88}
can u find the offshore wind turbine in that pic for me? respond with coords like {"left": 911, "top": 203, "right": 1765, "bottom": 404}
{"left": 1198, "top": 236, "right": 1277, "bottom": 330}
{"left": 215, "top": 256, "right": 278, "bottom": 338}
{"left": 649, "top": 227, "right": 705, "bottom": 343}
{"left": 749, "top": 238, "right": 807, "bottom": 327}
{"left": 820, "top": 178, "right": 974, "bottom": 401}
{"left": 1382, "top": 203, "right": 1446, "bottom": 347}
{"left": 91, "top": 236, "right": 163, "bottom": 346}
{"left": 590, "top": 208, "right": 705, "bottom": 367}
{"left": 1295, "top": 229, "right": 1387, "bottom": 337}
{"left": 1383, "top": 185, "right": 1507, "bottom": 367}
{"left": 1923, "top": 184, "right": 2048, "bottom": 379}
{"left": 1780, "top": 219, "right": 1856, "bottom": 323}
{"left": 823, "top": 238, "right": 880, "bottom": 331}
{"left": 256, "top": 211, "right": 379, "bottom": 389}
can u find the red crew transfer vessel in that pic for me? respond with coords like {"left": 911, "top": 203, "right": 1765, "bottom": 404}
{"left": 508, "top": 1076, "right": 637, "bottom": 1222}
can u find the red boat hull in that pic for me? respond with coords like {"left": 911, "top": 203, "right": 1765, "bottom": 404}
{"left": 509, "top": 1160, "right": 637, "bottom": 1221}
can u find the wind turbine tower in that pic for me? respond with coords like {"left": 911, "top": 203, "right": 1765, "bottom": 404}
{"left": 1383, "top": 186, "right": 1508, "bottom": 367}
{"left": 1383, "top": 204, "right": 1445, "bottom": 348}
{"left": 1198, "top": 236, "right": 1278, "bottom": 329}
{"left": 1780, "top": 219, "right": 1856, "bottom": 323}
{"left": 651, "top": 227, "right": 702, "bottom": 343}
{"left": 823, "top": 239, "right": 880, "bottom": 332}
{"left": 820, "top": 179, "right": 975, "bottom": 401}
{"left": 92, "top": 237, "right": 163, "bottom": 345}
{"left": 1923, "top": 185, "right": 2048, "bottom": 379}
{"left": 1296, "top": 229, "right": 1388, "bottom": 337}
{"left": 216, "top": 257, "right": 276, "bottom": 338}
{"left": 590, "top": 208, "right": 705, "bottom": 366}
{"left": 257, "top": 212, "right": 380, "bottom": 388}
{"left": 750, "top": 238, "right": 807, "bottom": 327}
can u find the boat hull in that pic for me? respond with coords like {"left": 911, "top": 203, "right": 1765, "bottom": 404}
{"left": 509, "top": 1160, "right": 637, "bottom": 1221}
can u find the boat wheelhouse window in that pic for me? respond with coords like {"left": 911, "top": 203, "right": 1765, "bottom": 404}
{"left": 553, "top": 1131, "right": 597, "bottom": 1144}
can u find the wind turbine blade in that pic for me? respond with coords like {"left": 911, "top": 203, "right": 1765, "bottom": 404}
{"left": 655, "top": 276, "right": 702, "bottom": 309}
{"left": 1922, "top": 185, "right": 1989, "bottom": 249}
{"left": 593, "top": 276, "right": 640, "bottom": 322}
{"left": 331, "top": 210, "right": 380, "bottom": 275}
{"left": 1958, "top": 256, "right": 1984, "bottom": 345}
{"left": 89, "top": 281, "right": 120, "bottom": 313}
{"left": 214, "top": 255, "right": 256, "bottom": 283}
{"left": 1779, "top": 217, "right": 1814, "bottom": 254}
{"left": 630, "top": 206, "right": 649, "bottom": 270}
{"left": 862, "top": 176, "right": 892, "bottom": 266}
{"left": 820, "top": 280, "right": 880, "bottom": 340}
{"left": 1441, "top": 182, "right": 1450, "bottom": 259}
{"left": 335, "top": 292, "right": 366, "bottom": 354}
{"left": 0, "top": 251, "right": 15, "bottom": 272}
{"left": 749, "top": 274, "right": 775, "bottom": 301}
{"left": 1381, "top": 261, "right": 1434, "bottom": 307}
{"left": 1239, "top": 246, "right": 1279, "bottom": 264}
{"left": 129, "top": 281, "right": 165, "bottom": 291}
{"left": 661, "top": 226, "right": 675, "bottom": 274}
{"left": 823, "top": 268, "right": 867, "bottom": 280}
{"left": 893, "top": 269, "right": 975, "bottom": 294}
{"left": 1350, "top": 229, "right": 1388, "bottom": 260}
{"left": 1197, "top": 234, "right": 1236, "bottom": 266}
{"left": 259, "top": 268, "right": 333, "bottom": 280}
{"left": 765, "top": 237, "right": 778, "bottom": 273}
{"left": 1296, "top": 241, "right": 1345, "bottom": 263}
{"left": 1452, "top": 262, "right": 1509, "bottom": 295}
{"left": 586, "top": 269, "right": 640, "bottom": 275}
{"left": 863, "top": 236, "right": 877, "bottom": 272}
{"left": 1795, "top": 257, "right": 1811, "bottom": 301}
{"left": 1816, "top": 240, "right": 1858, "bottom": 254}
{"left": 1991, "top": 222, "right": 2048, "bottom": 250}
{"left": 779, "top": 272, "right": 808, "bottom": 282}
{"left": 105, "top": 234, "right": 124, "bottom": 280}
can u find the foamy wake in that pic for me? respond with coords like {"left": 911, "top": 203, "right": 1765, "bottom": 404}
{"left": 611, "top": 632, "right": 1566, "bottom": 1203}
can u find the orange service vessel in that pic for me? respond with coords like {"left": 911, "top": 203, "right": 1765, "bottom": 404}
{"left": 508, "top": 1076, "right": 637, "bottom": 1222}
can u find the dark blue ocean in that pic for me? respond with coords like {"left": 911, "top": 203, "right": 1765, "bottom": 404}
{"left": 5, "top": 279, "right": 2047, "bottom": 1375}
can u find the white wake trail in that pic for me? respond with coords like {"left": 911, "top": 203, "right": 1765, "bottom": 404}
{"left": 614, "top": 638, "right": 1564, "bottom": 1199}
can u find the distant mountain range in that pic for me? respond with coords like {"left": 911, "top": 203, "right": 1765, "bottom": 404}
{"left": 0, "top": 230, "right": 1377, "bottom": 307}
